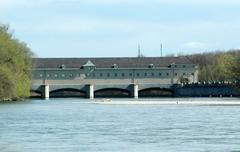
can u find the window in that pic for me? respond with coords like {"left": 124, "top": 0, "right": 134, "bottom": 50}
{"left": 159, "top": 73, "right": 162, "bottom": 76}
{"left": 112, "top": 64, "right": 118, "bottom": 69}
{"left": 192, "top": 73, "right": 195, "bottom": 76}
{"left": 100, "top": 73, "right": 103, "bottom": 77}
{"left": 39, "top": 74, "right": 43, "bottom": 77}
{"left": 183, "top": 73, "right": 186, "bottom": 76}
{"left": 136, "top": 73, "right": 140, "bottom": 77}
{"left": 175, "top": 73, "right": 177, "bottom": 76}
{"left": 62, "top": 74, "right": 65, "bottom": 77}
{"left": 183, "top": 65, "right": 186, "bottom": 68}
{"left": 107, "top": 73, "right": 110, "bottom": 77}
{"left": 54, "top": 74, "right": 58, "bottom": 78}
{"left": 144, "top": 73, "right": 147, "bottom": 76}
{"left": 149, "top": 64, "right": 154, "bottom": 68}
{"left": 166, "top": 73, "right": 169, "bottom": 76}
{"left": 69, "top": 74, "right": 73, "bottom": 77}
{"left": 59, "top": 64, "right": 65, "bottom": 69}
{"left": 152, "top": 73, "right": 155, "bottom": 76}
{"left": 121, "top": 73, "right": 125, "bottom": 77}
{"left": 129, "top": 73, "right": 133, "bottom": 77}
{"left": 115, "top": 73, "right": 118, "bottom": 77}
{"left": 47, "top": 74, "right": 50, "bottom": 78}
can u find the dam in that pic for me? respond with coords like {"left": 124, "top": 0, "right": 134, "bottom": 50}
{"left": 31, "top": 57, "right": 198, "bottom": 99}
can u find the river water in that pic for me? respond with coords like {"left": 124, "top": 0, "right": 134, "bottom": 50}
{"left": 1, "top": 98, "right": 240, "bottom": 152}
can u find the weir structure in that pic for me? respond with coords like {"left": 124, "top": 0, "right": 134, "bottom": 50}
{"left": 31, "top": 57, "right": 198, "bottom": 99}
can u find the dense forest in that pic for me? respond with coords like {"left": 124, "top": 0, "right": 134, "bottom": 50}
{"left": 186, "top": 50, "right": 240, "bottom": 83}
{"left": 0, "top": 24, "right": 33, "bottom": 101}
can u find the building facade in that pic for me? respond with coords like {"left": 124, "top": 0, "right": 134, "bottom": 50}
{"left": 32, "top": 57, "right": 198, "bottom": 99}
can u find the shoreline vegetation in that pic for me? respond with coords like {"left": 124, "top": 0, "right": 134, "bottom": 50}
{"left": 0, "top": 24, "right": 33, "bottom": 101}
{"left": 0, "top": 24, "right": 240, "bottom": 101}
{"left": 186, "top": 50, "right": 240, "bottom": 83}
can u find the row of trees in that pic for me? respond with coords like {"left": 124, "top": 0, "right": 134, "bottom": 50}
{"left": 0, "top": 24, "right": 33, "bottom": 101}
{"left": 187, "top": 50, "right": 240, "bottom": 83}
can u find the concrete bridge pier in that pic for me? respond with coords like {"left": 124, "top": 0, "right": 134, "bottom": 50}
{"left": 131, "top": 84, "right": 138, "bottom": 99}
{"left": 42, "top": 84, "right": 49, "bottom": 99}
{"left": 87, "top": 84, "right": 94, "bottom": 99}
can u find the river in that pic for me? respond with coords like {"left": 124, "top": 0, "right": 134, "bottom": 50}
{"left": 0, "top": 98, "right": 240, "bottom": 152}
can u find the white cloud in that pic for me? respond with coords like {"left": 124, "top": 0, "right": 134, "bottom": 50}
{"left": 0, "top": 0, "right": 24, "bottom": 12}
{"left": 1, "top": 0, "right": 240, "bottom": 9}
{"left": 159, "top": 0, "right": 240, "bottom": 5}
{"left": 16, "top": 18, "right": 141, "bottom": 33}
{"left": 1, "top": 0, "right": 239, "bottom": 57}
{"left": 0, "top": 0, "right": 58, "bottom": 12}
{"left": 66, "top": 0, "right": 240, "bottom": 6}
{"left": 182, "top": 42, "right": 207, "bottom": 48}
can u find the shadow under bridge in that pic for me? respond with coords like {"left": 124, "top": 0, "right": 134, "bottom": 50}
{"left": 94, "top": 88, "right": 131, "bottom": 98}
{"left": 49, "top": 88, "right": 86, "bottom": 98}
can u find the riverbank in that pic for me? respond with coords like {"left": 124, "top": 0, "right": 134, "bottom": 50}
{"left": 0, "top": 97, "right": 26, "bottom": 102}
{"left": 93, "top": 98, "right": 240, "bottom": 105}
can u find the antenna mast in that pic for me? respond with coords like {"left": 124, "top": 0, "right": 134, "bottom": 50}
{"left": 160, "top": 43, "right": 163, "bottom": 57}
{"left": 138, "top": 44, "right": 141, "bottom": 57}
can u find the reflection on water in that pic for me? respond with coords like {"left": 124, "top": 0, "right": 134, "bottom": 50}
{"left": 0, "top": 98, "right": 240, "bottom": 152}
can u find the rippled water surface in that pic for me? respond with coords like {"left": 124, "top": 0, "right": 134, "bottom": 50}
{"left": 1, "top": 98, "right": 240, "bottom": 152}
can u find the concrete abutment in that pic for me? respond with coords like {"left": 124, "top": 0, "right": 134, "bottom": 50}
{"left": 41, "top": 84, "right": 49, "bottom": 99}
{"left": 131, "top": 84, "right": 138, "bottom": 99}
{"left": 87, "top": 84, "right": 94, "bottom": 99}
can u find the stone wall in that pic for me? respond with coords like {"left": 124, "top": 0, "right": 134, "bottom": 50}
{"left": 173, "top": 84, "right": 240, "bottom": 97}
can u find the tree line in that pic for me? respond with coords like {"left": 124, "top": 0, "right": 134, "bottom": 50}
{"left": 186, "top": 50, "right": 240, "bottom": 83}
{"left": 0, "top": 24, "right": 33, "bottom": 101}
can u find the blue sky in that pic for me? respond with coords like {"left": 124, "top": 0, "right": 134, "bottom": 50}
{"left": 1, "top": 0, "right": 240, "bottom": 57}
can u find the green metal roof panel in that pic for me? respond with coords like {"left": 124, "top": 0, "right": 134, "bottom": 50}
{"left": 33, "top": 57, "right": 195, "bottom": 69}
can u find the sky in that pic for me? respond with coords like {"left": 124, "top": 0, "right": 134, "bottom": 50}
{"left": 0, "top": 0, "right": 240, "bottom": 57}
